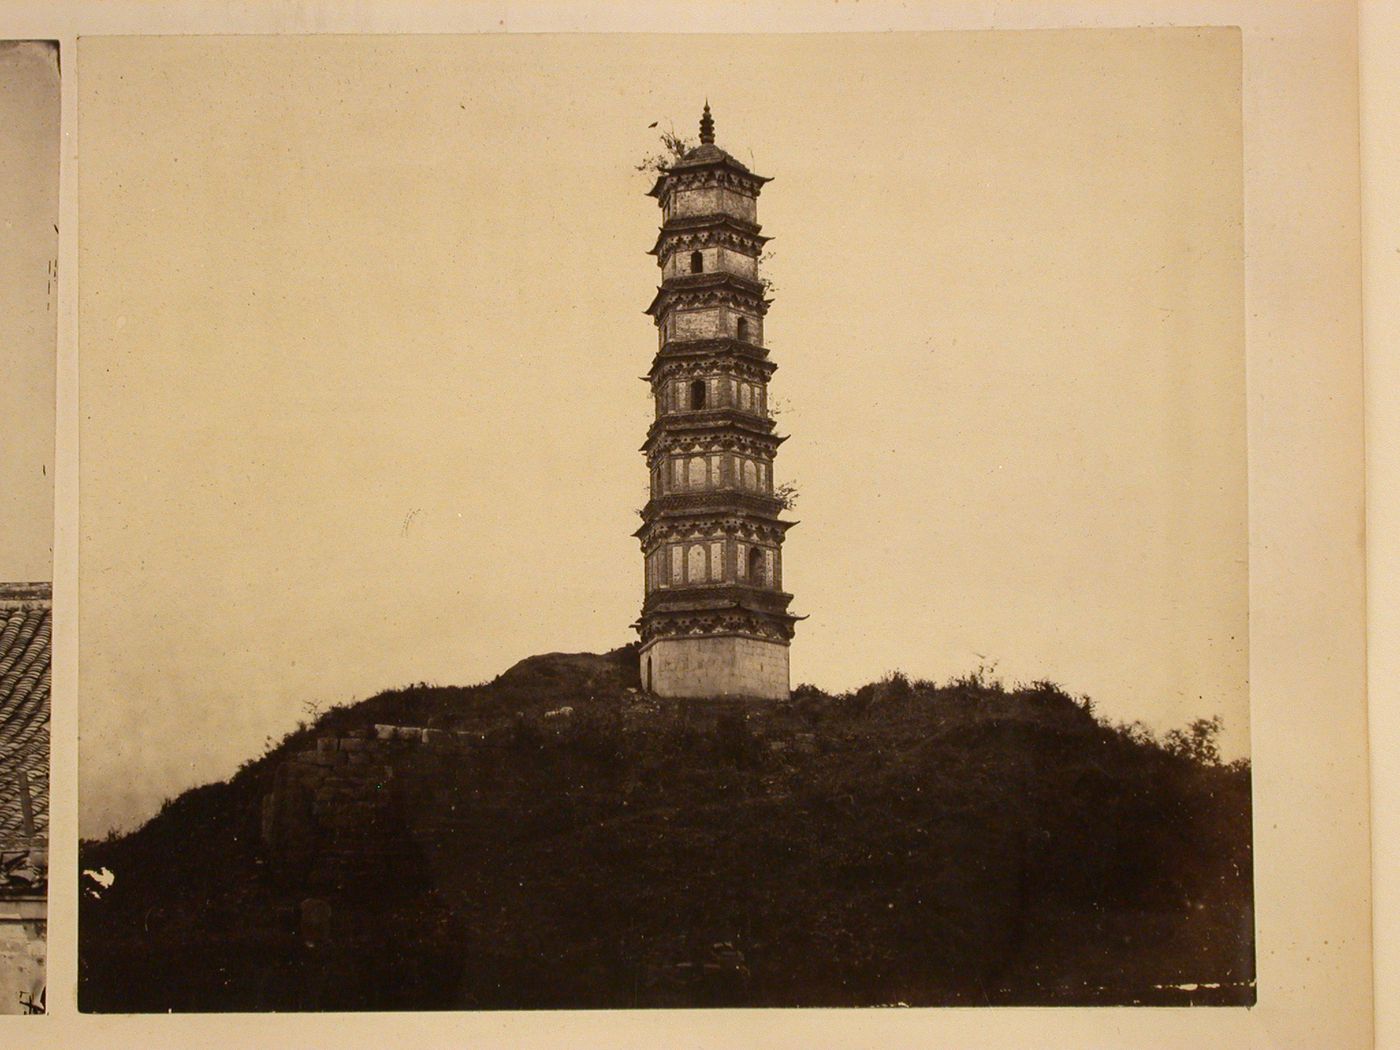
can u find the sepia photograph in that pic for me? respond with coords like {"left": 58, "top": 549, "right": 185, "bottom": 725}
{"left": 0, "top": 38, "right": 57, "bottom": 1017}
{"left": 74, "top": 30, "right": 1254, "bottom": 1012}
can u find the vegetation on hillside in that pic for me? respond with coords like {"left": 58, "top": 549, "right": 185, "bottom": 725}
{"left": 79, "top": 649, "right": 1253, "bottom": 1011}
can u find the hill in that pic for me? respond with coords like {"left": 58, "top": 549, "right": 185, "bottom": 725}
{"left": 78, "top": 647, "right": 1254, "bottom": 1011}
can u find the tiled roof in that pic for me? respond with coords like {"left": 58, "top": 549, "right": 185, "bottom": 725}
{"left": 0, "top": 584, "right": 49, "bottom": 852}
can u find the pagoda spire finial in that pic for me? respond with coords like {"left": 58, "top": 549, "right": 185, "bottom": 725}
{"left": 699, "top": 101, "right": 714, "bottom": 145}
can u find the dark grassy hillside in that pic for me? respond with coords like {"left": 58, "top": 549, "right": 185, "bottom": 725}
{"left": 78, "top": 648, "right": 1254, "bottom": 1011}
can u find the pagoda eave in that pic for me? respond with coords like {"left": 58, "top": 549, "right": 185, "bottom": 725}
{"left": 634, "top": 497, "right": 798, "bottom": 532}
{"left": 649, "top": 339, "right": 774, "bottom": 373}
{"left": 644, "top": 271, "right": 769, "bottom": 317}
{"left": 647, "top": 215, "right": 772, "bottom": 257}
{"left": 641, "top": 413, "right": 780, "bottom": 450}
{"left": 646, "top": 160, "right": 773, "bottom": 201}
{"left": 642, "top": 584, "right": 795, "bottom": 616}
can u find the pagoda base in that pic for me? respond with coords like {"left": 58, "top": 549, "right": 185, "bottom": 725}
{"left": 640, "top": 635, "right": 789, "bottom": 700}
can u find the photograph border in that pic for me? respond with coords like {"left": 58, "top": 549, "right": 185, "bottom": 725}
{"left": 0, "top": 1, "right": 1369, "bottom": 1046}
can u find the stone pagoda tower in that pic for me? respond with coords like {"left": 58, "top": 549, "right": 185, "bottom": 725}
{"left": 635, "top": 104, "right": 799, "bottom": 700}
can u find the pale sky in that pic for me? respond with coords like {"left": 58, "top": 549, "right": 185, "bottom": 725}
{"left": 0, "top": 41, "right": 59, "bottom": 584}
{"left": 78, "top": 30, "right": 1245, "bottom": 836}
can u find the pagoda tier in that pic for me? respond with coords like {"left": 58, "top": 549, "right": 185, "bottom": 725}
{"left": 647, "top": 214, "right": 770, "bottom": 261}
{"left": 635, "top": 104, "right": 799, "bottom": 701}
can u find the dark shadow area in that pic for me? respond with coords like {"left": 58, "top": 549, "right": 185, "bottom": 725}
{"left": 79, "top": 649, "right": 1254, "bottom": 1012}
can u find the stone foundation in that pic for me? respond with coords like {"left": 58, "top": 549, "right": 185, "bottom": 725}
{"left": 640, "top": 636, "right": 789, "bottom": 700}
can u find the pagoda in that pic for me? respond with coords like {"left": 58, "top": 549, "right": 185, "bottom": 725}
{"left": 634, "top": 104, "right": 799, "bottom": 700}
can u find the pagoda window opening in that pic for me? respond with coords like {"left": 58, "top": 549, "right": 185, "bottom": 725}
{"left": 748, "top": 546, "right": 766, "bottom": 585}
{"left": 737, "top": 317, "right": 749, "bottom": 342}
{"left": 690, "top": 251, "right": 704, "bottom": 274}
{"left": 688, "top": 544, "right": 707, "bottom": 583}
{"left": 691, "top": 379, "right": 707, "bottom": 410}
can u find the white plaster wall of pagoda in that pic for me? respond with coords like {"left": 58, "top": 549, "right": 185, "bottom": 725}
{"left": 672, "top": 307, "right": 722, "bottom": 341}
{"left": 667, "top": 306, "right": 763, "bottom": 345}
{"left": 662, "top": 245, "right": 756, "bottom": 281}
{"left": 718, "top": 246, "right": 758, "bottom": 280}
{"left": 649, "top": 538, "right": 784, "bottom": 588}
{"left": 660, "top": 539, "right": 730, "bottom": 585}
{"left": 667, "top": 186, "right": 757, "bottom": 223}
{"left": 737, "top": 311, "right": 762, "bottom": 344}
{"left": 658, "top": 375, "right": 766, "bottom": 415}
{"left": 664, "top": 245, "right": 716, "bottom": 280}
{"left": 655, "top": 453, "right": 774, "bottom": 498}
{"left": 735, "top": 541, "right": 780, "bottom": 587}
